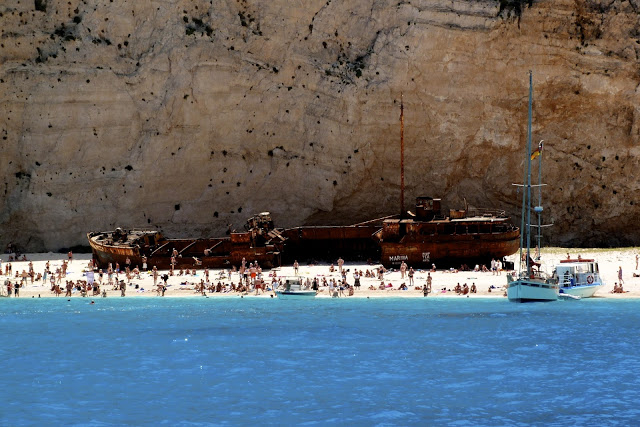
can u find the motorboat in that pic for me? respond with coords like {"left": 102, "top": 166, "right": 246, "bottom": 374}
{"left": 275, "top": 278, "right": 317, "bottom": 299}
{"left": 555, "top": 258, "right": 604, "bottom": 298}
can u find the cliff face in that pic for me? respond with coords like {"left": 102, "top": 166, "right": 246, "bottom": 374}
{"left": 1, "top": 0, "right": 639, "bottom": 251}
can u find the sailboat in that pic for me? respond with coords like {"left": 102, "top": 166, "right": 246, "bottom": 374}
{"left": 507, "top": 72, "right": 559, "bottom": 303}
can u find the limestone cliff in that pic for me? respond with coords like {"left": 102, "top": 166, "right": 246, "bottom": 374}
{"left": 1, "top": 0, "right": 639, "bottom": 251}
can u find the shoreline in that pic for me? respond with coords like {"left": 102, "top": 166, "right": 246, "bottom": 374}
{"left": 1, "top": 248, "right": 639, "bottom": 299}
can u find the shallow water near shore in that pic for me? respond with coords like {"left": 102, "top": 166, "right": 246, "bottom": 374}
{"left": 2, "top": 297, "right": 639, "bottom": 425}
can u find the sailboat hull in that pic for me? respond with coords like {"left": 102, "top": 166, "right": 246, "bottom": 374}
{"left": 507, "top": 278, "right": 558, "bottom": 302}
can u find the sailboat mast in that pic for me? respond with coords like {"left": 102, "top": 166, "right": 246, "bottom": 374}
{"left": 537, "top": 141, "right": 543, "bottom": 257}
{"left": 400, "top": 94, "right": 405, "bottom": 218}
{"left": 525, "top": 71, "right": 533, "bottom": 274}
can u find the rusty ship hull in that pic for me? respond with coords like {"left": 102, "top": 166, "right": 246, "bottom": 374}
{"left": 279, "top": 224, "right": 382, "bottom": 263}
{"left": 378, "top": 227, "right": 520, "bottom": 267}
{"left": 88, "top": 197, "right": 520, "bottom": 270}
{"left": 88, "top": 231, "right": 281, "bottom": 270}
{"left": 375, "top": 197, "right": 520, "bottom": 268}
{"left": 87, "top": 213, "right": 285, "bottom": 270}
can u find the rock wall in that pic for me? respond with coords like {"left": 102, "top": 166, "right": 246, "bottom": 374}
{"left": 1, "top": 0, "right": 639, "bottom": 251}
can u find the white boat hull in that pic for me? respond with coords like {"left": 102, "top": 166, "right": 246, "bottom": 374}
{"left": 507, "top": 279, "right": 558, "bottom": 303}
{"left": 275, "top": 290, "right": 316, "bottom": 299}
{"left": 559, "top": 283, "right": 604, "bottom": 299}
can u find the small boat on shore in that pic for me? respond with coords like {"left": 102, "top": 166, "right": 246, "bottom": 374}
{"left": 507, "top": 71, "right": 558, "bottom": 303}
{"left": 555, "top": 258, "right": 605, "bottom": 298}
{"left": 558, "top": 293, "right": 581, "bottom": 301}
{"left": 275, "top": 278, "right": 316, "bottom": 299}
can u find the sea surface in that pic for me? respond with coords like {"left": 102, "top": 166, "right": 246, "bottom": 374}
{"left": 1, "top": 297, "right": 639, "bottom": 426}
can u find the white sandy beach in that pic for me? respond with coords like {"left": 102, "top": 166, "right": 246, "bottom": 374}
{"left": 1, "top": 248, "right": 639, "bottom": 299}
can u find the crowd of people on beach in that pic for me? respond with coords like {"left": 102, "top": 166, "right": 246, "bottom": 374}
{"left": 3, "top": 246, "right": 639, "bottom": 298}
{"left": 1, "top": 250, "right": 441, "bottom": 298}
{"left": 0, "top": 245, "right": 507, "bottom": 298}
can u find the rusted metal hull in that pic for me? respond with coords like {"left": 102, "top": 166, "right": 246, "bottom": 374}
{"left": 89, "top": 226, "right": 519, "bottom": 270}
{"left": 88, "top": 233, "right": 280, "bottom": 270}
{"left": 88, "top": 236, "right": 141, "bottom": 267}
{"left": 280, "top": 225, "right": 381, "bottom": 262}
{"left": 380, "top": 229, "right": 520, "bottom": 268}
{"left": 88, "top": 202, "right": 521, "bottom": 270}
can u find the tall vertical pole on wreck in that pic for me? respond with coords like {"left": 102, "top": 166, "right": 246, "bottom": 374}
{"left": 400, "top": 94, "right": 405, "bottom": 218}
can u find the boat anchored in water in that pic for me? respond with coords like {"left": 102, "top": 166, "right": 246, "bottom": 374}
{"left": 555, "top": 258, "right": 605, "bottom": 298}
{"left": 507, "top": 71, "right": 558, "bottom": 303}
{"left": 274, "top": 277, "right": 317, "bottom": 299}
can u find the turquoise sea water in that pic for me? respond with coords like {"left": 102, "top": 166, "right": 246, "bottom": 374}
{"left": 2, "top": 297, "right": 639, "bottom": 426}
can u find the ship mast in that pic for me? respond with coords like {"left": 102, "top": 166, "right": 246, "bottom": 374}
{"left": 525, "top": 71, "right": 533, "bottom": 275}
{"left": 536, "top": 140, "right": 544, "bottom": 258}
{"left": 400, "top": 94, "right": 405, "bottom": 218}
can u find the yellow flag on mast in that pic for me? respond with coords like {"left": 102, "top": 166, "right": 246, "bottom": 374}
{"left": 530, "top": 140, "right": 544, "bottom": 160}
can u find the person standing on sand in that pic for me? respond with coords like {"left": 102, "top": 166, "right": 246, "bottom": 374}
{"left": 618, "top": 266, "right": 624, "bottom": 285}
{"left": 427, "top": 272, "right": 432, "bottom": 292}
{"left": 400, "top": 261, "right": 407, "bottom": 279}
{"left": 423, "top": 284, "right": 429, "bottom": 297}
{"left": 249, "top": 263, "right": 257, "bottom": 286}
{"left": 293, "top": 260, "right": 299, "bottom": 275}
{"left": 68, "top": 251, "right": 73, "bottom": 263}
{"left": 338, "top": 280, "right": 345, "bottom": 297}
{"left": 239, "top": 262, "right": 246, "bottom": 283}
{"left": 408, "top": 267, "right": 414, "bottom": 286}
{"left": 120, "top": 280, "right": 126, "bottom": 297}
{"left": 337, "top": 257, "right": 344, "bottom": 274}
